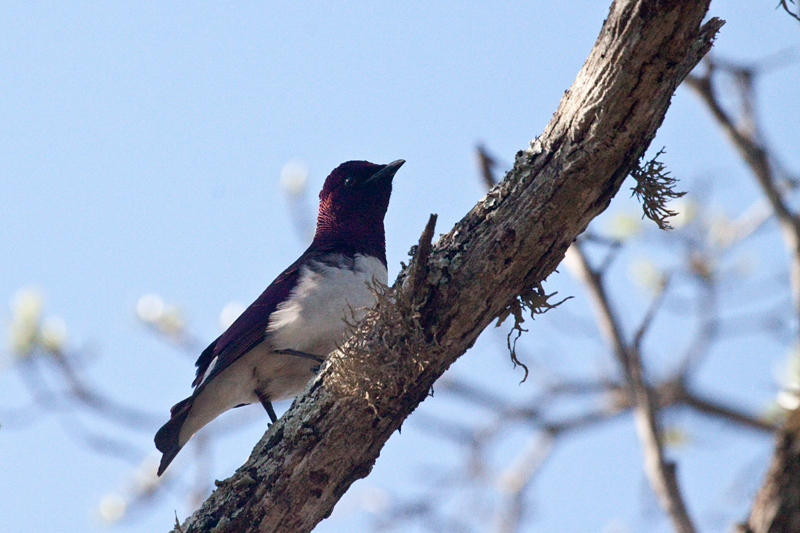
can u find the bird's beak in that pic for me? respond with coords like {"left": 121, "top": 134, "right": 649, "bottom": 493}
{"left": 364, "top": 159, "right": 405, "bottom": 184}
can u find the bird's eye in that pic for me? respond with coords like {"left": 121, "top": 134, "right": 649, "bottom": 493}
{"left": 343, "top": 176, "right": 354, "bottom": 187}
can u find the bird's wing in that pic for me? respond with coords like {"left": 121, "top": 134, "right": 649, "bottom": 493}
{"left": 191, "top": 260, "right": 302, "bottom": 390}
{"left": 189, "top": 243, "right": 364, "bottom": 392}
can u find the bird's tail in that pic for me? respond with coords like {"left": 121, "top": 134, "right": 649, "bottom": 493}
{"left": 154, "top": 396, "right": 193, "bottom": 476}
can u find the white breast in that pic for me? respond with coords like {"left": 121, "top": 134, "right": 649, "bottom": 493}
{"left": 267, "top": 253, "right": 387, "bottom": 356}
{"left": 178, "top": 253, "right": 387, "bottom": 445}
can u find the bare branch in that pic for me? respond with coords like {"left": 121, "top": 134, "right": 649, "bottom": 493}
{"left": 408, "top": 214, "right": 439, "bottom": 301}
{"left": 681, "top": 389, "right": 777, "bottom": 434}
{"left": 676, "top": 271, "right": 719, "bottom": 377}
{"left": 493, "top": 432, "right": 555, "bottom": 533}
{"left": 736, "top": 407, "right": 800, "bottom": 533}
{"left": 438, "top": 377, "right": 536, "bottom": 416}
{"left": 686, "top": 58, "right": 800, "bottom": 330}
{"left": 777, "top": 0, "right": 800, "bottom": 22}
{"left": 17, "top": 353, "right": 161, "bottom": 430}
{"left": 175, "top": 3, "right": 722, "bottom": 531}
{"left": 476, "top": 145, "right": 499, "bottom": 189}
{"left": 687, "top": 46, "right": 800, "bottom": 533}
{"left": 567, "top": 241, "right": 696, "bottom": 533}
{"left": 632, "top": 275, "right": 671, "bottom": 351}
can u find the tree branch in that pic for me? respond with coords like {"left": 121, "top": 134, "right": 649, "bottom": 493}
{"left": 686, "top": 60, "right": 800, "bottom": 330}
{"left": 736, "top": 407, "right": 800, "bottom": 533}
{"left": 567, "top": 241, "right": 696, "bottom": 533}
{"left": 175, "top": 2, "right": 723, "bottom": 531}
{"left": 687, "top": 52, "right": 800, "bottom": 533}
{"left": 681, "top": 388, "right": 777, "bottom": 434}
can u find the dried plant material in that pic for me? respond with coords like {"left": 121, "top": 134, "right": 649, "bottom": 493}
{"left": 496, "top": 283, "right": 571, "bottom": 382}
{"left": 630, "top": 148, "right": 687, "bottom": 230}
{"left": 326, "top": 282, "right": 438, "bottom": 414}
{"left": 174, "top": 513, "right": 186, "bottom": 533}
{"left": 327, "top": 214, "right": 441, "bottom": 413}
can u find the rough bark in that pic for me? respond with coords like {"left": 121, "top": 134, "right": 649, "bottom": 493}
{"left": 173, "top": 1, "right": 723, "bottom": 532}
{"left": 736, "top": 408, "right": 800, "bottom": 533}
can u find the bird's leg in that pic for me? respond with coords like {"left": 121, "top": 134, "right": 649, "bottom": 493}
{"left": 274, "top": 348, "right": 324, "bottom": 363}
{"left": 276, "top": 348, "right": 323, "bottom": 373}
{"left": 254, "top": 389, "right": 278, "bottom": 424}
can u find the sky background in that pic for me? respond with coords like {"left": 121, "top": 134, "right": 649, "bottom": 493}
{"left": 1, "top": 2, "right": 799, "bottom": 532}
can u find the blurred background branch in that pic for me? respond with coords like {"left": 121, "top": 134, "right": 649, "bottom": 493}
{"left": 0, "top": 4, "right": 798, "bottom": 533}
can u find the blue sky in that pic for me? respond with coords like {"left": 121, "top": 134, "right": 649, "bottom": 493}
{"left": 1, "top": 2, "right": 799, "bottom": 532}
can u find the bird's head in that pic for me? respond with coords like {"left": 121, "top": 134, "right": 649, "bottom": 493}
{"left": 314, "top": 160, "right": 404, "bottom": 257}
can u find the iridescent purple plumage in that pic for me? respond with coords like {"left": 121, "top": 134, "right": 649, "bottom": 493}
{"left": 154, "top": 159, "right": 403, "bottom": 475}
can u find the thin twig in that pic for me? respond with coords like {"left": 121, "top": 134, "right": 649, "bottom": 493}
{"left": 676, "top": 276, "right": 718, "bottom": 377}
{"left": 477, "top": 145, "right": 499, "bottom": 188}
{"left": 19, "top": 355, "right": 161, "bottom": 429}
{"left": 681, "top": 389, "right": 778, "bottom": 433}
{"left": 493, "top": 432, "right": 555, "bottom": 533}
{"left": 686, "top": 59, "right": 800, "bottom": 334}
{"left": 777, "top": 0, "right": 800, "bottom": 22}
{"left": 409, "top": 214, "right": 438, "bottom": 300}
{"left": 633, "top": 275, "right": 671, "bottom": 351}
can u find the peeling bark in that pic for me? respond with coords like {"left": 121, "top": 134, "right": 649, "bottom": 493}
{"left": 173, "top": 1, "right": 723, "bottom": 532}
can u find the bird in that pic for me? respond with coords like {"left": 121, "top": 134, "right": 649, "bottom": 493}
{"left": 154, "top": 159, "right": 404, "bottom": 476}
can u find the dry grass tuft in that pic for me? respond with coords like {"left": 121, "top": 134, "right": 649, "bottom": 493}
{"left": 326, "top": 281, "right": 438, "bottom": 414}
